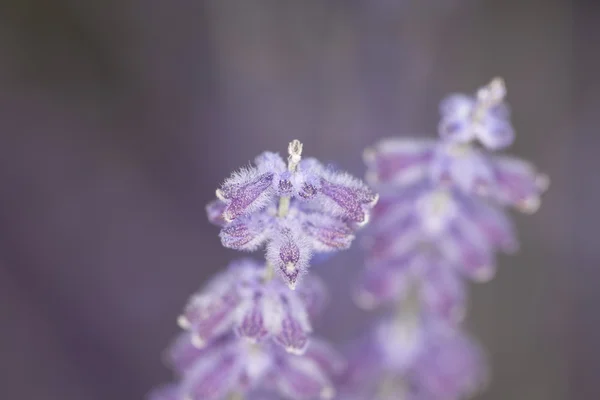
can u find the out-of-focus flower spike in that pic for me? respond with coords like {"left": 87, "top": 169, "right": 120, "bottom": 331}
{"left": 302, "top": 213, "right": 355, "bottom": 252}
{"left": 275, "top": 355, "right": 336, "bottom": 400}
{"left": 266, "top": 225, "right": 311, "bottom": 289}
{"left": 318, "top": 171, "right": 378, "bottom": 226}
{"left": 412, "top": 329, "right": 488, "bottom": 400}
{"left": 438, "top": 94, "right": 476, "bottom": 143}
{"left": 364, "top": 139, "right": 436, "bottom": 187}
{"left": 489, "top": 155, "right": 549, "bottom": 213}
{"left": 271, "top": 292, "right": 312, "bottom": 355}
{"left": 217, "top": 168, "right": 276, "bottom": 222}
{"left": 219, "top": 214, "right": 271, "bottom": 251}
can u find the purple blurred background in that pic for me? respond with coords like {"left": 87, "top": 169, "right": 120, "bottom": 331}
{"left": 0, "top": 0, "right": 587, "bottom": 399}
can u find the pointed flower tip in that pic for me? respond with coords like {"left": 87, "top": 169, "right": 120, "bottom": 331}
{"left": 516, "top": 196, "right": 541, "bottom": 214}
{"left": 190, "top": 334, "right": 206, "bottom": 349}
{"left": 537, "top": 173, "right": 550, "bottom": 192}
{"left": 177, "top": 315, "right": 191, "bottom": 330}
{"left": 363, "top": 147, "right": 376, "bottom": 164}
{"left": 215, "top": 188, "right": 226, "bottom": 201}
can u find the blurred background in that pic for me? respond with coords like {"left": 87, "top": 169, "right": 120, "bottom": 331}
{"left": 0, "top": 0, "right": 585, "bottom": 399}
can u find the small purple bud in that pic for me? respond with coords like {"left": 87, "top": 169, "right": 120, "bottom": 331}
{"left": 272, "top": 293, "right": 312, "bottom": 354}
{"left": 302, "top": 214, "right": 355, "bottom": 252}
{"left": 267, "top": 226, "right": 311, "bottom": 289}
{"left": 318, "top": 172, "right": 378, "bottom": 226}
{"left": 205, "top": 199, "right": 227, "bottom": 227}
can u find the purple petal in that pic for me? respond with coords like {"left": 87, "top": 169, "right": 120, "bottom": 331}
{"left": 178, "top": 272, "right": 241, "bottom": 346}
{"left": 220, "top": 214, "right": 271, "bottom": 251}
{"left": 180, "top": 340, "right": 243, "bottom": 400}
{"left": 439, "top": 94, "right": 474, "bottom": 119}
{"left": 164, "top": 332, "right": 208, "bottom": 374}
{"left": 412, "top": 329, "right": 488, "bottom": 400}
{"left": 302, "top": 213, "right": 355, "bottom": 252}
{"left": 271, "top": 292, "right": 312, "bottom": 354}
{"left": 206, "top": 199, "right": 227, "bottom": 226}
{"left": 275, "top": 356, "right": 336, "bottom": 400}
{"left": 318, "top": 171, "right": 378, "bottom": 226}
{"left": 461, "top": 195, "right": 518, "bottom": 253}
{"left": 430, "top": 143, "right": 495, "bottom": 195}
{"left": 294, "top": 158, "right": 323, "bottom": 200}
{"left": 364, "top": 139, "right": 435, "bottom": 187}
{"left": 234, "top": 291, "right": 270, "bottom": 342}
{"left": 217, "top": 168, "right": 275, "bottom": 222}
{"left": 266, "top": 225, "right": 311, "bottom": 289}
{"left": 476, "top": 113, "right": 515, "bottom": 150}
{"left": 490, "top": 155, "right": 549, "bottom": 213}
{"left": 355, "top": 262, "right": 409, "bottom": 310}
{"left": 439, "top": 221, "right": 496, "bottom": 282}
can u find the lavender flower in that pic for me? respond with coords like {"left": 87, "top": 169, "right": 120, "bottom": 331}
{"left": 177, "top": 258, "right": 326, "bottom": 355}
{"left": 150, "top": 140, "right": 374, "bottom": 400}
{"left": 345, "top": 78, "right": 548, "bottom": 400}
{"left": 209, "top": 140, "right": 378, "bottom": 288}
{"left": 163, "top": 333, "right": 344, "bottom": 400}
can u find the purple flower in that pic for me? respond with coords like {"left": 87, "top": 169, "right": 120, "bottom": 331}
{"left": 209, "top": 141, "right": 377, "bottom": 288}
{"left": 438, "top": 77, "right": 514, "bottom": 150}
{"left": 177, "top": 259, "right": 327, "bottom": 354}
{"left": 154, "top": 334, "right": 344, "bottom": 400}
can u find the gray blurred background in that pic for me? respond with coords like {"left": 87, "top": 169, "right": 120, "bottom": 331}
{"left": 0, "top": 0, "right": 585, "bottom": 399}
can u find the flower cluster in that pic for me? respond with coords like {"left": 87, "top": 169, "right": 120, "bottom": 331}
{"left": 149, "top": 141, "right": 377, "bottom": 400}
{"left": 344, "top": 78, "right": 548, "bottom": 400}
{"left": 207, "top": 140, "right": 378, "bottom": 289}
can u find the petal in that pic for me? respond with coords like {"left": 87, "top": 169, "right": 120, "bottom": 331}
{"left": 294, "top": 158, "right": 323, "bottom": 200}
{"left": 270, "top": 292, "right": 312, "bottom": 354}
{"left": 355, "top": 262, "right": 408, "bottom": 310}
{"left": 438, "top": 117, "right": 473, "bottom": 143}
{"left": 439, "top": 94, "right": 475, "bottom": 119}
{"left": 217, "top": 168, "right": 275, "bottom": 222}
{"left": 164, "top": 332, "right": 208, "bottom": 374}
{"left": 178, "top": 270, "right": 243, "bottom": 346}
{"left": 234, "top": 291, "right": 270, "bottom": 342}
{"left": 317, "top": 171, "right": 378, "bottom": 226}
{"left": 301, "top": 213, "right": 355, "bottom": 252}
{"left": 180, "top": 340, "right": 243, "bottom": 400}
{"left": 489, "top": 155, "right": 549, "bottom": 213}
{"left": 412, "top": 329, "right": 488, "bottom": 400}
{"left": 220, "top": 213, "right": 271, "bottom": 251}
{"left": 364, "top": 139, "right": 435, "bottom": 187}
{"left": 430, "top": 143, "right": 495, "bottom": 195}
{"left": 205, "top": 199, "right": 227, "bottom": 227}
{"left": 276, "top": 355, "right": 336, "bottom": 400}
{"left": 266, "top": 225, "right": 311, "bottom": 289}
{"left": 421, "top": 262, "right": 467, "bottom": 324}
{"left": 438, "top": 219, "right": 496, "bottom": 282}
{"left": 461, "top": 194, "right": 518, "bottom": 253}
{"left": 147, "top": 384, "right": 180, "bottom": 400}
{"left": 475, "top": 110, "right": 515, "bottom": 150}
